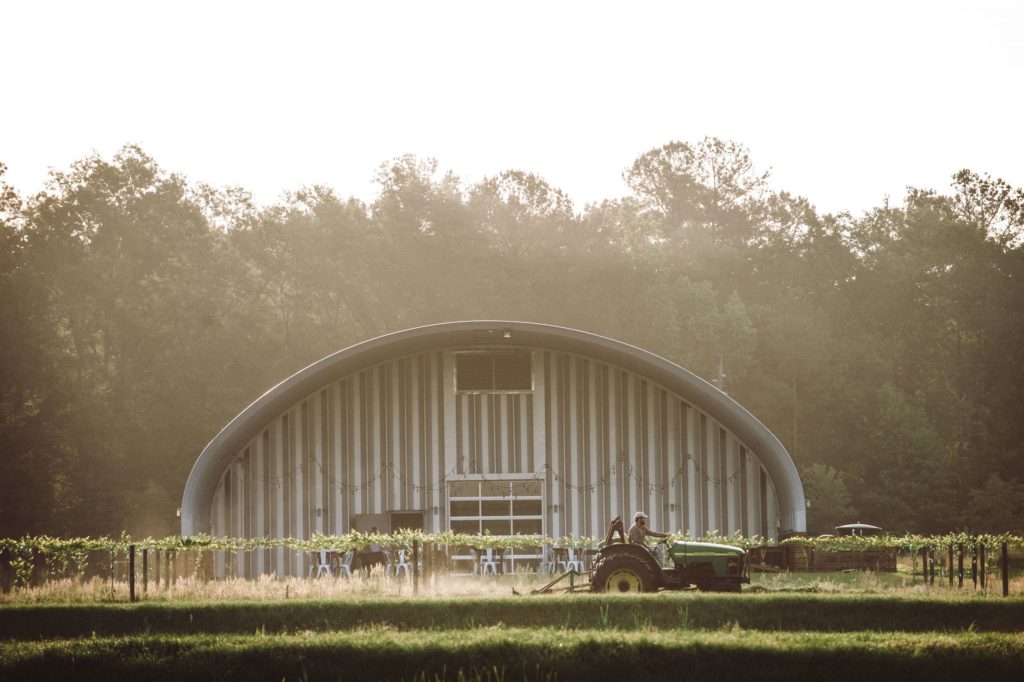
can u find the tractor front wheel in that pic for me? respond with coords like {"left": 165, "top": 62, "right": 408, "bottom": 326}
{"left": 590, "top": 553, "right": 657, "bottom": 593}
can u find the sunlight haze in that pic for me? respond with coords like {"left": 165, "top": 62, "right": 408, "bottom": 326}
{"left": 2, "top": 0, "right": 1022, "bottom": 214}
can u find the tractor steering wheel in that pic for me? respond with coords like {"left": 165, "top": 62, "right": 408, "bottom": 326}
{"left": 653, "top": 538, "right": 670, "bottom": 565}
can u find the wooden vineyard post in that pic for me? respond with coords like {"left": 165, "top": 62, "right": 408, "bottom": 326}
{"left": 422, "top": 543, "right": 430, "bottom": 587}
{"left": 948, "top": 545, "right": 954, "bottom": 587}
{"left": 971, "top": 542, "right": 978, "bottom": 589}
{"left": 142, "top": 549, "right": 148, "bottom": 594}
{"left": 129, "top": 544, "right": 136, "bottom": 603}
{"left": 1002, "top": 542, "right": 1009, "bottom": 597}
{"left": 109, "top": 544, "right": 118, "bottom": 593}
{"left": 979, "top": 543, "right": 986, "bottom": 590}
{"left": 435, "top": 543, "right": 441, "bottom": 586}
{"left": 919, "top": 546, "right": 927, "bottom": 584}
{"left": 929, "top": 546, "right": 935, "bottom": 585}
{"left": 154, "top": 550, "right": 161, "bottom": 589}
{"left": 957, "top": 544, "right": 964, "bottom": 588}
{"left": 412, "top": 540, "right": 419, "bottom": 597}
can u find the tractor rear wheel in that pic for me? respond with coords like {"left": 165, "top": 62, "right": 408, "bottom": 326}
{"left": 590, "top": 553, "right": 657, "bottom": 593}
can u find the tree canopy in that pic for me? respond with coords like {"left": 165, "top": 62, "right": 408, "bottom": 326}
{"left": 1, "top": 139, "right": 1022, "bottom": 538}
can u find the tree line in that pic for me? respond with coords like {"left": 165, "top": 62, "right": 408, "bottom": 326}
{"left": 1, "top": 139, "right": 1022, "bottom": 538}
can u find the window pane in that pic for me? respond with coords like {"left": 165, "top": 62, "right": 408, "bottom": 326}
{"left": 449, "top": 481, "right": 479, "bottom": 497}
{"left": 450, "top": 520, "right": 480, "bottom": 534}
{"left": 481, "top": 480, "right": 509, "bottom": 498}
{"left": 513, "top": 499, "right": 542, "bottom": 516}
{"left": 493, "top": 351, "right": 532, "bottom": 390}
{"left": 482, "top": 519, "right": 512, "bottom": 535}
{"left": 513, "top": 519, "right": 543, "bottom": 535}
{"left": 456, "top": 354, "right": 493, "bottom": 391}
{"left": 449, "top": 500, "right": 479, "bottom": 517}
{"left": 511, "top": 480, "right": 542, "bottom": 496}
{"left": 481, "top": 500, "right": 510, "bottom": 516}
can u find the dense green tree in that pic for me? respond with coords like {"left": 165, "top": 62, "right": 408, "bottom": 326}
{"left": 802, "top": 464, "right": 858, "bottom": 535}
{"left": 856, "top": 385, "right": 958, "bottom": 533}
{"left": 950, "top": 169, "right": 1024, "bottom": 248}
{"left": 6, "top": 147, "right": 251, "bottom": 535}
{"left": 0, "top": 163, "right": 77, "bottom": 535}
{"left": 371, "top": 156, "right": 491, "bottom": 326}
{"left": 624, "top": 137, "right": 771, "bottom": 292}
{"left": 624, "top": 137, "right": 769, "bottom": 247}
{"left": 964, "top": 474, "right": 1024, "bottom": 534}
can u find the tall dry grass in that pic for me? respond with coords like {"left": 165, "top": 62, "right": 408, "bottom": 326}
{"left": 2, "top": 553, "right": 1021, "bottom": 604}
{"left": 0, "top": 567, "right": 561, "bottom": 604}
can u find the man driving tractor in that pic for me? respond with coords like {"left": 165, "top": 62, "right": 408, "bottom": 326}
{"left": 627, "top": 511, "right": 670, "bottom": 544}
{"left": 583, "top": 513, "right": 749, "bottom": 593}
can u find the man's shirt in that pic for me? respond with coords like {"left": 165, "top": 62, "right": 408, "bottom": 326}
{"left": 627, "top": 523, "right": 649, "bottom": 544}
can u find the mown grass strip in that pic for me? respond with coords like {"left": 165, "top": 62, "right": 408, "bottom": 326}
{"left": 2, "top": 593, "right": 1022, "bottom": 640}
{"left": 1, "top": 628, "right": 1022, "bottom": 682}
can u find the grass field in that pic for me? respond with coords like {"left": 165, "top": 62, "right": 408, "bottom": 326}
{"left": 2, "top": 572, "right": 1023, "bottom": 681}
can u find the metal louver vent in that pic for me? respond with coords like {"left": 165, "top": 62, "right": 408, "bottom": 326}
{"left": 456, "top": 350, "right": 532, "bottom": 392}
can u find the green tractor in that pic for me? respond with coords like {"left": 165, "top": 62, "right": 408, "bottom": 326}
{"left": 589, "top": 517, "right": 750, "bottom": 593}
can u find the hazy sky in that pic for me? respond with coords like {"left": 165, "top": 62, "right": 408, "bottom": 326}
{"left": 2, "top": 0, "right": 1022, "bottom": 214}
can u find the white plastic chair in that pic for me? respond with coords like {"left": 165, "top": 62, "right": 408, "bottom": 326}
{"left": 337, "top": 550, "right": 354, "bottom": 578}
{"left": 559, "top": 548, "right": 584, "bottom": 573}
{"left": 392, "top": 549, "right": 412, "bottom": 577}
{"left": 311, "top": 549, "right": 333, "bottom": 578}
{"left": 538, "top": 545, "right": 557, "bottom": 574}
{"left": 480, "top": 548, "right": 501, "bottom": 575}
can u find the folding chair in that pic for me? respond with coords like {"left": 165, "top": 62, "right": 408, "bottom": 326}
{"left": 559, "top": 548, "right": 584, "bottom": 573}
{"left": 337, "top": 550, "right": 354, "bottom": 578}
{"left": 392, "top": 549, "right": 412, "bottom": 577}
{"left": 311, "top": 549, "right": 333, "bottom": 578}
{"left": 480, "top": 548, "right": 501, "bottom": 575}
{"left": 538, "top": 545, "right": 557, "bottom": 574}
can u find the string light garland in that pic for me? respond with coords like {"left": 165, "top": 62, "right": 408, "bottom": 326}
{"left": 240, "top": 448, "right": 742, "bottom": 497}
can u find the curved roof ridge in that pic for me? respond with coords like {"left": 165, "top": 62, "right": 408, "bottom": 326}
{"left": 181, "top": 320, "right": 805, "bottom": 535}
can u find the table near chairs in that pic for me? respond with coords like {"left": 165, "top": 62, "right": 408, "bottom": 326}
{"left": 308, "top": 544, "right": 600, "bottom": 578}
{"left": 307, "top": 546, "right": 414, "bottom": 577}
{"left": 308, "top": 548, "right": 355, "bottom": 578}
{"left": 551, "top": 546, "right": 594, "bottom": 573}
{"left": 476, "top": 547, "right": 507, "bottom": 575}
{"left": 351, "top": 546, "right": 388, "bottom": 573}
{"left": 390, "top": 548, "right": 413, "bottom": 576}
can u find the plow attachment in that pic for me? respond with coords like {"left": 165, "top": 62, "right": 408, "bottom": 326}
{"left": 530, "top": 568, "right": 591, "bottom": 594}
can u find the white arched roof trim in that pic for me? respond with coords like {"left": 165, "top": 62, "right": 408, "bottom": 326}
{"left": 181, "top": 321, "right": 806, "bottom": 536}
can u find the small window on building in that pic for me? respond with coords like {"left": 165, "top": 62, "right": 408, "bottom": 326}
{"left": 455, "top": 350, "right": 532, "bottom": 392}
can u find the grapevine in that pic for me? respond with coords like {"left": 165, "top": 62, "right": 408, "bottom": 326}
{"left": 1, "top": 530, "right": 1020, "bottom": 588}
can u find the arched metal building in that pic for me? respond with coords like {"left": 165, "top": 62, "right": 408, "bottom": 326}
{"left": 181, "top": 321, "right": 805, "bottom": 577}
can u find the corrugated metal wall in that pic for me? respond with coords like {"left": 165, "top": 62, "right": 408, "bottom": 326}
{"left": 210, "top": 348, "right": 780, "bottom": 577}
